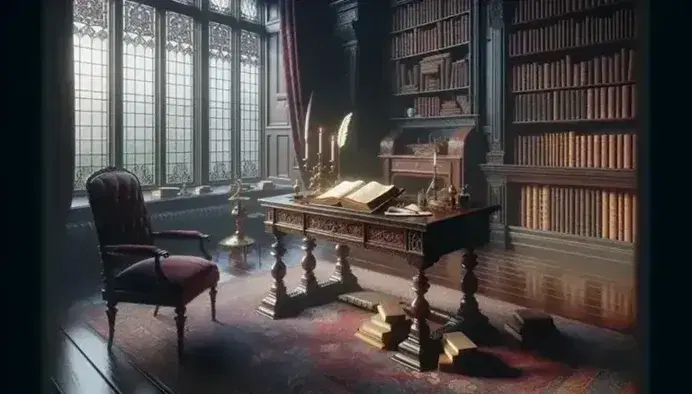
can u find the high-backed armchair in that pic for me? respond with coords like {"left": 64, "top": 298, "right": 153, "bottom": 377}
{"left": 86, "top": 167, "right": 220, "bottom": 358}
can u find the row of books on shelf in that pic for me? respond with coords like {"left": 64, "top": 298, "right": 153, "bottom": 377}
{"left": 509, "top": 9, "right": 635, "bottom": 56}
{"left": 410, "top": 95, "right": 471, "bottom": 117}
{"left": 512, "top": 0, "right": 630, "bottom": 25}
{"left": 519, "top": 185, "right": 636, "bottom": 243}
{"left": 392, "top": 0, "right": 470, "bottom": 31}
{"left": 391, "top": 15, "right": 470, "bottom": 58}
{"left": 394, "top": 54, "right": 470, "bottom": 93}
{"left": 513, "top": 84, "right": 636, "bottom": 122}
{"left": 511, "top": 50, "right": 635, "bottom": 92}
{"left": 513, "top": 131, "right": 637, "bottom": 169}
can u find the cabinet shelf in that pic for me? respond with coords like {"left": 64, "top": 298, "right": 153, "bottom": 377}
{"left": 509, "top": 39, "right": 635, "bottom": 60}
{"left": 512, "top": 81, "right": 635, "bottom": 94}
{"left": 391, "top": 11, "right": 469, "bottom": 35}
{"left": 511, "top": 0, "right": 634, "bottom": 28}
{"left": 513, "top": 118, "right": 635, "bottom": 125}
{"left": 480, "top": 164, "right": 635, "bottom": 189}
{"left": 391, "top": 41, "right": 470, "bottom": 61}
{"left": 394, "top": 86, "right": 470, "bottom": 97}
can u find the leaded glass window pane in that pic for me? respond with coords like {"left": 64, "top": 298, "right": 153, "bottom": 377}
{"left": 208, "top": 23, "right": 233, "bottom": 182}
{"left": 240, "top": 0, "right": 259, "bottom": 22}
{"left": 240, "top": 30, "right": 261, "bottom": 178}
{"left": 73, "top": 0, "right": 110, "bottom": 190}
{"left": 165, "top": 12, "right": 195, "bottom": 184}
{"left": 210, "top": 0, "right": 232, "bottom": 15}
{"left": 122, "top": 1, "right": 157, "bottom": 185}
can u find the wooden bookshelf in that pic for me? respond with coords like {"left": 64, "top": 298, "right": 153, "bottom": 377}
{"left": 389, "top": 0, "right": 475, "bottom": 119}
{"left": 490, "top": 0, "right": 639, "bottom": 245}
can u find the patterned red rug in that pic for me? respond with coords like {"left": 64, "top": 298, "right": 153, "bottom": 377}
{"left": 77, "top": 265, "right": 637, "bottom": 394}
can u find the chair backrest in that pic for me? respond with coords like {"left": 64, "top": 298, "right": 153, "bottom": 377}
{"left": 86, "top": 167, "right": 154, "bottom": 251}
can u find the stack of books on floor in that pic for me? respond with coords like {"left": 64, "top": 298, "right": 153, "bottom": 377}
{"left": 438, "top": 332, "right": 478, "bottom": 372}
{"left": 354, "top": 302, "right": 410, "bottom": 350}
{"left": 504, "top": 308, "right": 558, "bottom": 348}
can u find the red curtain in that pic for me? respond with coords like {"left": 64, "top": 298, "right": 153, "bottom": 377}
{"left": 279, "top": 0, "right": 308, "bottom": 183}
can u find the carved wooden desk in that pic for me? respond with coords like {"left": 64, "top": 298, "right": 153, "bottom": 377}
{"left": 257, "top": 194, "right": 500, "bottom": 371}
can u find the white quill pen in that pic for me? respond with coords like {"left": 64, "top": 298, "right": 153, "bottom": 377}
{"left": 303, "top": 92, "right": 314, "bottom": 152}
{"left": 336, "top": 112, "right": 353, "bottom": 149}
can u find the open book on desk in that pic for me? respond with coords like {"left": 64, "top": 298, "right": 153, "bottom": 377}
{"left": 313, "top": 180, "right": 402, "bottom": 213}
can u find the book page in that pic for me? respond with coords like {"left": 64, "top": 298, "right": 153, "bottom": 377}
{"left": 315, "top": 180, "right": 365, "bottom": 201}
{"left": 345, "top": 181, "right": 395, "bottom": 205}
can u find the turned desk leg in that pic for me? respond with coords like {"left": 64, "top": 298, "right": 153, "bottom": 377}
{"left": 392, "top": 267, "right": 439, "bottom": 371}
{"left": 448, "top": 248, "right": 489, "bottom": 334}
{"left": 296, "top": 237, "right": 318, "bottom": 295}
{"left": 257, "top": 230, "right": 290, "bottom": 319}
{"left": 329, "top": 244, "right": 360, "bottom": 291}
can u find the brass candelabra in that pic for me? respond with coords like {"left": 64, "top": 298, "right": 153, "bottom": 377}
{"left": 218, "top": 179, "right": 255, "bottom": 268}
{"left": 296, "top": 152, "right": 338, "bottom": 196}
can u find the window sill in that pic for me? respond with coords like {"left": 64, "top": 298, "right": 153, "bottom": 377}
{"left": 69, "top": 182, "right": 293, "bottom": 222}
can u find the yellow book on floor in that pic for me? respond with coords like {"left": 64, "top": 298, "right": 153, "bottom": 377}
{"left": 443, "top": 332, "right": 477, "bottom": 354}
{"left": 354, "top": 331, "right": 385, "bottom": 349}
{"left": 443, "top": 343, "right": 458, "bottom": 361}
{"left": 377, "top": 302, "right": 406, "bottom": 324}
{"left": 360, "top": 320, "right": 392, "bottom": 340}
{"left": 438, "top": 353, "right": 455, "bottom": 372}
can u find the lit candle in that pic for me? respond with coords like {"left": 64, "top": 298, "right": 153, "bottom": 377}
{"left": 331, "top": 134, "right": 337, "bottom": 161}
{"left": 304, "top": 127, "right": 309, "bottom": 158}
{"left": 318, "top": 127, "right": 324, "bottom": 154}
{"left": 433, "top": 152, "right": 437, "bottom": 166}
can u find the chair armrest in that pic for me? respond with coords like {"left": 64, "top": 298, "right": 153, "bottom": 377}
{"left": 102, "top": 244, "right": 170, "bottom": 258}
{"left": 152, "top": 230, "right": 213, "bottom": 260}
{"left": 152, "top": 230, "right": 211, "bottom": 241}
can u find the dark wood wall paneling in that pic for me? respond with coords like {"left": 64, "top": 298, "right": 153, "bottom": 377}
{"left": 265, "top": 3, "right": 293, "bottom": 183}
{"left": 328, "top": 0, "right": 637, "bottom": 332}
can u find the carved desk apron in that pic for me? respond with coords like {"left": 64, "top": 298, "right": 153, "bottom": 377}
{"left": 257, "top": 194, "right": 500, "bottom": 372}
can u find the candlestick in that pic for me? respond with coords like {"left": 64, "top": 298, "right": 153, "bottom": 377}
{"left": 318, "top": 127, "right": 324, "bottom": 154}
{"left": 330, "top": 134, "right": 336, "bottom": 161}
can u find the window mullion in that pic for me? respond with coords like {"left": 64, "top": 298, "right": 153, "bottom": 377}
{"left": 232, "top": 27, "right": 241, "bottom": 180}
{"left": 197, "top": 19, "right": 210, "bottom": 185}
{"left": 110, "top": 0, "right": 124, "bottom": 168}
{"left": 155, "top": 8, "right": 167, "bottom": 185}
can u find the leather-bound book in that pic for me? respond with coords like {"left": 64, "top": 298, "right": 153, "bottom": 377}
{"left": 616, "top": 133, "right": 624, "bottom": 169}
{"left": 632, "top": 194, "right": 637, "bottom": 241}
{"left": 532, "top": 185, "right": 540, "bottom": 229}
{"left": 624, "top": 133, "right": 632, "bottom": 169}
{"left": 608, "top": 134, "right": 617, "bottom": 169}
{"left": 541, "top": 186, "right": 550, "bottom": 231}
{"left": 568, "top": 131, "right": 576, "bottom": 167}
{"left": 609, "top": 191, "right": 618, "bottom": 241}
{"left": 618, "top": 192, "right": 626, "bottom": 242}
{"left": 585, "top": 188, "right": 593, "bottom": 237}
{"left": 594, "top": 189, "right": 602, "bottom": 238}
{"left": 601, "top": 190, "right": 610, "bottom": 239}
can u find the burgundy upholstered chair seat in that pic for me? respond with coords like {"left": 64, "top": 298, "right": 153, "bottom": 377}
{"left": 115, "top": 255, "right": 220, "bottom": 304}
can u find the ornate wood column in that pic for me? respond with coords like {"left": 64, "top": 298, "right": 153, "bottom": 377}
{"left": 482, "top": 0, "right": 510, "bottom": 245}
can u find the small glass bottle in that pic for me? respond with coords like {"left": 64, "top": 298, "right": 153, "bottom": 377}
{"left": 417, "top": 189, "right": 427, "bottom": 208}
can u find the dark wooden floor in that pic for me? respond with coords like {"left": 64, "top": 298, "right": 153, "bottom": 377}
{"left": 53, "top": 243, "right": 316, "bottom": 394}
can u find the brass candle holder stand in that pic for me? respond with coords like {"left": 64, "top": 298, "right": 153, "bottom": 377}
{"left": 423, "top": 145, "right": 459, "bottom": 212}
{"left": 295, "top": 152, "right": 338, "bottom": 196}
{"left": 219, "top": 180, "right": 255, "bottom": 269}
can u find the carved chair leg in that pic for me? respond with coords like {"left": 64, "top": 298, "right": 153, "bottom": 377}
{"left": 106, "top": 301, "right": 118, "bottom": 350}
{"left": 153, "top": 305, "right": 160, "bottom": 317}
{"left": 210, "top": 285, "right": 218, "bottom": 321}
{"left": 174, "top": 306, "right": 187, "bottom": 359}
